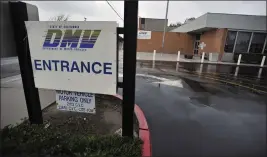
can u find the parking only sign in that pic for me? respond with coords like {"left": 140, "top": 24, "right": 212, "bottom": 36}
{"left": 25, "top": 21, "right": 117, "bottom": 95}
{"left": 56, "top": 90, "right": 95, "bottom": 114}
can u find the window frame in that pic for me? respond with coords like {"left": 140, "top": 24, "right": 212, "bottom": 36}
{"left": 224, "top": 30, "right": 238, "bottom": 53}
{"left": 224, "top": 29, "right": 267, "bottom": 54}
{"left": 262, "top": 36, "right": 267, "bottom": 54}
{"left": 234, "top": 31, "right": 252, "bottom": 53}
{"left": 141, "top": 18, "right": 145, "bottom": 24}
{"left": 233, "top": 31, "right": 238, "bottom": 53}
{"left": 247, "top": 32, "right": 253, "bottom": 53}
{"left": 248, "top": 32, "right": 266, "bottom": 54}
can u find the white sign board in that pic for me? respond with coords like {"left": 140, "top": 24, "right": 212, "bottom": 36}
{"left": 138, "top": 30, "right": 151, "bottom": 39}
{"left": 25, "top": 21, "right": 117, "bottom": 95}
{"left": 56, "top": 90, "right": 96, "bottom": 114}
{"left": 199, "top": 42, "right": 206, "bottom": 50}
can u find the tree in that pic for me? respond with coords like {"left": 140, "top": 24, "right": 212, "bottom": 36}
{"left": 184, "top": 17, "right": 195, "bottom": 24}
{"left": 167, "top": 17, "right": 196, "bottom": 31}
{"left": 169, "top": 17, "right": 196, "bottom": 28}
{"left": 49, "top": 14, "right": 70, "bottom": 21}
{"left": 167, "top": 22, "right": 182, "bottom": 31}
{"left": 169, "top": 22, "right": 182, "bottom": 27}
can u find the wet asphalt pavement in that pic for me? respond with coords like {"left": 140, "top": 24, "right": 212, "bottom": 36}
{"left": 132, "top": 61, "right": 266, "bottom": 157}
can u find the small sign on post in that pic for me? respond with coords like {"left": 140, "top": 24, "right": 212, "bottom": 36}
{"left": 56, "top": 90, "right": 96, "bottom": 114}
{"left": 199, "top": 42, "right": 206, "bottom": 50}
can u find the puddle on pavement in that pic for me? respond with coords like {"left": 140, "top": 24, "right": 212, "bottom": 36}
{"left": 136, "top": 73, "right": 184, "bottom": 88}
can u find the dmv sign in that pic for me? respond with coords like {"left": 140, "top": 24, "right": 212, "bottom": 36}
{"left": 43, "top": 29, "right": 101, "bottom": 49}
{"left": 25, "top": 21, "right": 117, "bottom": 95}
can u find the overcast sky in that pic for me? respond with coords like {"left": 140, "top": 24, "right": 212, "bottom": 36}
{"left": 26, "top": 1, "right": 266, "bottom": 27}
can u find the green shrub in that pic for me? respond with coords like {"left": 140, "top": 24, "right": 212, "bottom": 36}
{"left": 1, "top": 121, "right": 143, "bottom": 157}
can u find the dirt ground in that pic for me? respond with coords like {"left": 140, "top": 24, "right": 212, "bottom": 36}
{"left": 42, "top": 94, "right": 123, "bottom": 135}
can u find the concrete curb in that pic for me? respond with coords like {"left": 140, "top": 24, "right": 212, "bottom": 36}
{"left": 114, "top": 94, "right": 152, "bottom": 157}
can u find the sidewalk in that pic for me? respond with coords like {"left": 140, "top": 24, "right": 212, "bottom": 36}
{"left": 137, "top": 52, "right": 267, "bottom": 67}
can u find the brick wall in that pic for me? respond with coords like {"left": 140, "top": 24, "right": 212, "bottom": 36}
{"left": 137, "top": 29, "right": 227, "bottom": 55}
{"left": 137, "top": 31, "right": 194, "bottom": 54}
{"left": 199, "top": 28, "right": 228, "bottom": 55}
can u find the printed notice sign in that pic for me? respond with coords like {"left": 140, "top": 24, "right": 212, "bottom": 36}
{"left": 138, "top": 30, "right": 151, "bottom": 39}
{"left": 56, "top": 90, "right": 96, "bottom": 114}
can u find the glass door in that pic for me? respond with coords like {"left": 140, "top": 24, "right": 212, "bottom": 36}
{"left": 194, "top": 41, "right": 200, "bottom": 54}
{"left": 194, "top": 34, "right": 201, "bottom": 55}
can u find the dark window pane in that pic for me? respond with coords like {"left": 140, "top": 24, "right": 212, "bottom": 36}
{"left": 196, "top": 34, "right": 200, "bottom": 40}
{"left": 140, "top": 24, "right": 145, "bottom": 30}
{"left": 234, "top": 32, "right": 251, "bottom": 53}
{"left": 141, "top": 18, "right": 145, "bottom": 24}
{"left": 194, "top": 41, "right": 199, "bottom": 49}
{"left": 249, "top": 33, "right": 266, "bottom": 54}
{"left": 224, "top": 31, "right": 237, "bottom": 53}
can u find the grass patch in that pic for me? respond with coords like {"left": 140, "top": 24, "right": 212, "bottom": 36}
{"left": 1, "top": 120, "right": 143, "bottom": 157}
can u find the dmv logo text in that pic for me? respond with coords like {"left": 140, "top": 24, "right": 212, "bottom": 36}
{"left": 43, "top": 29, "right": 101, "bottom": 50}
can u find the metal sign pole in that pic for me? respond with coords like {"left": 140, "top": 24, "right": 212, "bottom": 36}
{"left": 9, "top": 1, "right": 43, "bottom": 124}
{"left": 161, "top": 0, "right": 169, "bottom": 55}
{"left": 122, "top": 0, "right": 138, "bottom": 137}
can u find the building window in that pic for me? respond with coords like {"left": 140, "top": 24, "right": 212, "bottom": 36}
{"left": 264, "top": 44, "right": 267, "bottom": 54}
{"left": 234, "top": 32, "right": 252, "bottom": 53}
{"left": 141, "top": 18, "right": 145, "bottom": 24}
{"left": 224, "top": 31, "right": 237, "bottom": 53}
{"left": 249, "top": 33, "right": 266, "bottom": 54}
{"left": 194, "top": 41, "right": 200, "bottom": 54}
{"left": 224, "top": 30, "right": 266, "bottom": 54}
{"left": 139, "top": 18, "right": 145, "bottom": 30}
{"left": 195, "top": 34, "right": 201, "bottom": 41}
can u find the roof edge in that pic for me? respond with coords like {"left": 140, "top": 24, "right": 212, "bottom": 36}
{"left": 206, "top": 12, "right": 266, "bottom": 17}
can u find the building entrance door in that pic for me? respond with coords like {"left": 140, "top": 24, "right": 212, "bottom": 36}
{"left": 194, "top": 41, "right": 200, "bottom": 54}
{"left": 194, "top": 34, "right": 201, "bottom": 55}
